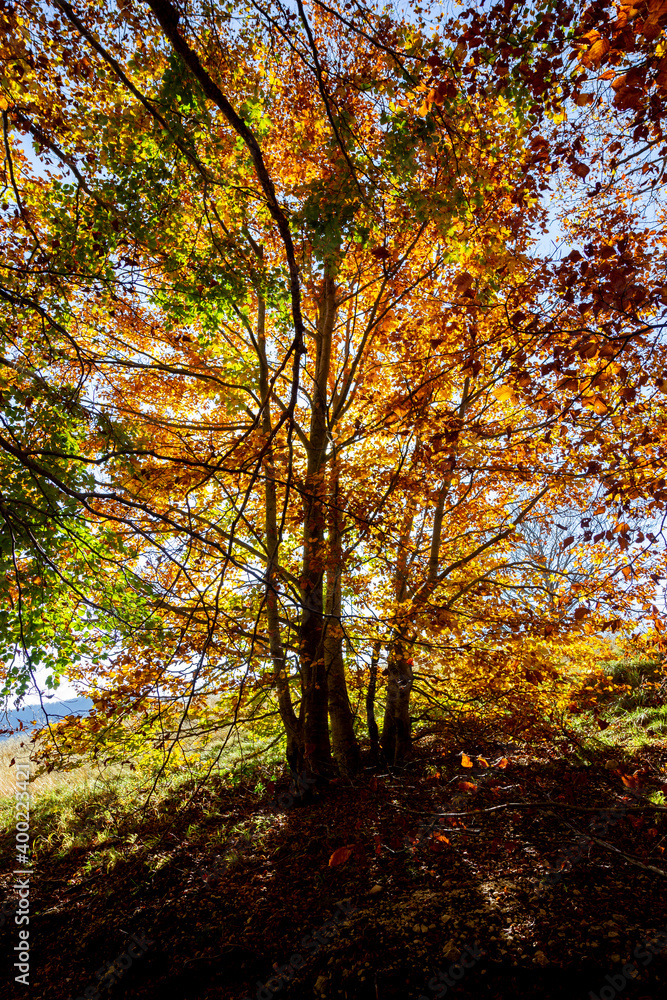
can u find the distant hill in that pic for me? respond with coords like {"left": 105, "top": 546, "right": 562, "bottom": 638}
{"left": 0, "top": 697, "right": 93, "bottom": 741}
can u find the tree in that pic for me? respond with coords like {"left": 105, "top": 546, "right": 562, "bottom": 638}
{"left": 0, "top": 0, "right": 665, "bottom": 775}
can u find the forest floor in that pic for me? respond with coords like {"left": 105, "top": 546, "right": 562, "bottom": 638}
{"left": 2, "top": 721, "right": 667, "bottom": 1000}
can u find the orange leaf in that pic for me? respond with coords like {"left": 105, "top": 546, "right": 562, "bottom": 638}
{"left": 497, "top": 757, "right": 509, "bottom": 769}
{"left": 477, "top": 757, "right": 489, "bottom": 767}
{"left": 328, "top": 846, "right": 353, "bottom": 867}
{"left": 585, "top": 38, "right": 610, "bottom": 65}
{"left": 457, "top": 781, "right": 477, "bottom": 792}
{"left": 461, "top": 752, "right": 474, "bottom": 768}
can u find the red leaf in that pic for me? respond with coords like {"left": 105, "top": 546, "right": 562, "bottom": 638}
{"left": 571, "top": 161, "right": 590, "bottom": 179}
{"left": 457, "top": 781, "right": 477, "bottom": 792}
{"left": 371, "top": 246, "right": 391, "bottom": 260}
{"left": 328, "top": 846, "right": 354, "bottom": 867}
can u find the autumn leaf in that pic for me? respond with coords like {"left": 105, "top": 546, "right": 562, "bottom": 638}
{"left": 583, "top": 38, "right": 610, "bottom": 66}
{"left": 453, "top": 271, "right": 475, "bottom": 295}
{"left": 328, "top": 846, "right": 354, "bottom": 867}
{"left": 457, "top": 781, "right": 477, "bottom": 792}
{"left": 571, "top": 161, "right": 590, "bottom": 179}
{"left": 461, "top": 752, "right": 474, "bottom": 768}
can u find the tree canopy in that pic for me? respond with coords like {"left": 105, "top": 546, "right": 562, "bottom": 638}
{"left": 1, "top": 0, "right": 667, "bottom": 775}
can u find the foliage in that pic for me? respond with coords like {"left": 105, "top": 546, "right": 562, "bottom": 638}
{"left": 0, "top": 0, "right": 666, "bottom": 772}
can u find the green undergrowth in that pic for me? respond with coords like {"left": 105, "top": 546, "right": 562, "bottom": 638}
{"left": 567, "top": 653, "right": 667, "bottom": 749}
{"left": 0, "top": 726, "right": 286, "bottom": 874}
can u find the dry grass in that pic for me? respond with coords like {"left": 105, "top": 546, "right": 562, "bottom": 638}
{"left": 0, "top": 722, "right": 282, "bottom": 806}
{"left": 0, "top": 735, "right": 100, "bottom": 799}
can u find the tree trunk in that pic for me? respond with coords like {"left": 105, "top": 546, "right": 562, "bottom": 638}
{"left": 299, "top": 266, "right": 337, "bottom": 778}
{"left": 325, "top": 455, "right": 360, "bottom": 774}
{"left": 366, "top": 640, "right": 381, "bottom": 765}
{"left": 257, "top": 294, "right": 302, "bottom": 772}
{"left": 381, "top": 509, "right": 414, "bottom": 765}
{"left": 381, "top": 638, "right": 413, "bottom": 765}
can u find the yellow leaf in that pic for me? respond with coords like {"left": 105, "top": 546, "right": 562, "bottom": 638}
{"left": 492, "top": 386, "right": 515, "bottom": 402}
{"left": 461, "top": 752, "right": 473, "bottom": 767}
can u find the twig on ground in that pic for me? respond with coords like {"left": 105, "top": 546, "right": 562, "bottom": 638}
{"left": 399, "top": 799, "right": 667, "bottom": 817}
{"left": 557, "top": 815, "right": 667, "bottom": 878}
